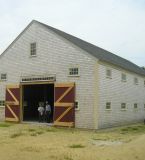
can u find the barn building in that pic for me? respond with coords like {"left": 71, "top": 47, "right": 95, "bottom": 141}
{"left": 0, "top": 20, "right": 145, "bottom": 129}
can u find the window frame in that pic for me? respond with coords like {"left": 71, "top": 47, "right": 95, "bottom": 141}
{"left": 0, "top": 73, "right": 7, "bottom": 81}
{"left": 121, "top": 73, "right": 127, "bottom": 82}
{"left": 68, "top": 67, "right": 80, "bottom": 77}
{"left": 106, "top": 69, "right": 112, "bottom": 79}
{"left": 75, "top": 101, "right": 79, "bottom": 110}
{"left": 121, "top": 103, "right": 127, "bottom": 110}
{"left": 30, "top": 42, "right": 37, "bottom": 57}
{"left": 134, "top": 77, "right": 138, "bottom": 85}
{"left": 0, "top": 100, "right": 5, "bottom": 106}
{"left": 105, "top": 102, "right": 111, "bottom": 110}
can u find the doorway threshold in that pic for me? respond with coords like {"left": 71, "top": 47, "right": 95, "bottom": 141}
{"left": 22, "top": 121, "right": 53, "bottom": 126}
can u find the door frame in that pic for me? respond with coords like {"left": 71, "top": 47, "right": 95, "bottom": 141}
{"left": 20, "top": 81, "right": 54, "bottom": 122}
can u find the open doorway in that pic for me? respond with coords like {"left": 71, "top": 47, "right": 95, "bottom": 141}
{"left": 22, "top": 83, "right": 54, "bottom": 123}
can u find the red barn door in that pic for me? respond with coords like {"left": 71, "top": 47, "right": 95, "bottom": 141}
{"left": 54, "top": 83, "right": 75, "bottom": 127}
{"left": 5, "top": 85, "right": 20, "bottom": 122}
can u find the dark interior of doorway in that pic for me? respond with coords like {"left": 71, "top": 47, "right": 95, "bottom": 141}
{"left": 23, "top": 84, "right": 54, "bottom": 122}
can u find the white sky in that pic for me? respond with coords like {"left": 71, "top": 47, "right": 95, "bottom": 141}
{"left": 0, "top": 0, "right": 145, "bottom": 66}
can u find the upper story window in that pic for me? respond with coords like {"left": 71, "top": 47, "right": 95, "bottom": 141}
{"left": 106, "top": 102, "right": 111, "bottom": 110}
{"left": 121, "top": 73, "right": 127, "bottom": 82}
{"left": 144, "top": 80, "right": 145, "bottom": 87}
{"left": 134, "top": 77, "right": 138, "bottom": 85}
{"left": 106, "top": 69, "right": 112, "bottom": 78}
{"left": 121, "top": 103, "right": 126, "bottom": 110}
{"left": 69, "top": 67, "right": 79, "bottom": 76}
{"left": 30, "top": 42, "right": 36, "bottom": 56}
{"left": 134, "top": 103, "right": 138, "bottom": 109}
{"left": 0, "top": 73, "right": 7, "bottom": 81}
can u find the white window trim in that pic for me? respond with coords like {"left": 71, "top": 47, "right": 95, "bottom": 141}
{"left": 133, "top": 103, "right": 138, "bottom": 110}
{"left": 121, "top": 103, "right": 127, "bottom": 111}
{"left": 68, "top": 66, "right": 80, "bottom": 77}
{"left": 134, "top": 77, "right": 139, "bottom": 85}
{"left": 105, "top": 102, "right": 112, "bottom": 111}
{"left": 30, "top": 42, "right": 37, "bottom": 57}
{"left": 0, "top": 100, "right": 5, "bottom": 107}
{"left": 121, "top": 73, "right": 127, "bottom": 82}
{"left": 0, "top": 73, "right": 7, "bottom": 81}
{"left": 106, "top": 69, "right": 112, "bottom": 79}
{"left": 75, "top": 101, "right": 80, "bottom": 111}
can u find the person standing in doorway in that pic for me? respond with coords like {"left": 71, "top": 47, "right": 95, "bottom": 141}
{"left": 45, "top": 101, "right": 51, "bottom": 123}
{"left": 38, "top": 104, "right": 44, "bottom": 122}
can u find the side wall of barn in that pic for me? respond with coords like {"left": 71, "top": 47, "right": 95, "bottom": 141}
{"left": 98, "top": 62, "right": 145, "bottom": 128}
{"left": 0, "top": 21, "right": 98, "bottom": 129}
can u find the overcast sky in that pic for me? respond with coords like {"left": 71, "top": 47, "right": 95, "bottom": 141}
{"left": 0, "top": 0, "right": 145, "bottom": 66}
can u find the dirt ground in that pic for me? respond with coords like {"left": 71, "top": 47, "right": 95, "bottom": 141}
{"left": 0, "top": 123, "right": 145, "bottom": 160}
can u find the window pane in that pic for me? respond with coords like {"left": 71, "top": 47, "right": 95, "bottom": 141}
{"left": 1, "top": 74, "right": 7, "bottom": 80}
{"left": 30, "top": 43, "right": 36, "bottom": 56}
{"left": 69, "top": 68, "right": 79, "bottom": 76}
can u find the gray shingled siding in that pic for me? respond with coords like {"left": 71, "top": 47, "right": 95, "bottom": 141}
{"left": 98, "top": 63, "right": 145, "bottom": 128}
{"left": 0, "top": 22, "right": 97, "bottom": 129}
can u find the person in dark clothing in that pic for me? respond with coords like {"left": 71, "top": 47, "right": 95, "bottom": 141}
{"left": 45, "top": 101, "right": 51, "bottom": 123}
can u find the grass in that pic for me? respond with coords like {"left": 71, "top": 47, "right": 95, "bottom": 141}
{"left": 69, "top": 144, "right": 85, "bottom": 148}
{"left": 0, "top": 123, "right": 145, "bottom": 160}
{"left": 10, "top": 131, "right": 23, "bottom": 138}
{"left": 0, "top": 122, "right": 12, "bottom": 127}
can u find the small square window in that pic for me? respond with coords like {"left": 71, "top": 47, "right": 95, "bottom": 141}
{"left": 121, "top": 73, "right": 127, "bottom": 82}
{"left": 134, "top": 103, "right": 138, "bottom": 109}
{"left": 134, "top": 77, "right": 138, "bottom": 85}
{"left": 106, "top": 69, "right": 112, "bottom": 78}
{"left": 1, "top": 74, "right": 7, "bottom": 81}
{"left": 106, "top": 102, "right": 111, "bottom": 110}
{"left": 75, "top": 101, "right": 79, "bottom": 110}
{"left": 0, "top": 101, "right": 5, "bottom": 106}
{"left": 121, "top": 103, "right": 126, "bottom": 110}
{"left": 30, "top": 43, "right": 36, "bottom": 56}
{"left": 69, "top": 68, "right": 79, "bottom": 76}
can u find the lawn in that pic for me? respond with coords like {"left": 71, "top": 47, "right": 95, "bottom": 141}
{"left": 0, "top": 122, "right": 145, "bottom": 160}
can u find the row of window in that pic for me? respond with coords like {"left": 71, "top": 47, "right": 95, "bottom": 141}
{"left": 106, "top": 102, "right": 145, "bottom": 110}
{"left": 106, "top": 69, "right": 145, "bottom": 86}
{"left": 0, "top": 67, "right": 79, "bottom": 82}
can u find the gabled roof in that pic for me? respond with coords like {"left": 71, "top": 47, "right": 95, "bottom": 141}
{"left": 0, "top": 20, "right": 145, "bottom": 76}
{"left": 36, "top": 20, "right": 145, "bottom": 76}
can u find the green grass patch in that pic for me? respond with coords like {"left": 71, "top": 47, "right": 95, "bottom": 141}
{"left": 0, "top": 123, "right": 12, "bottom": 128}
{"left": 69, "top": 144, "right": 85, "bottom": 148}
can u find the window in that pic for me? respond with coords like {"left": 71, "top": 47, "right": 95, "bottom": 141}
{"left": 134, "top": 77, "right": 138, "bottom": 85}
{"left": 0, "top": 73, "right": 7, "bottom": 81}
{"left": 0, "top": 101, "right": 5, "bottom": 106}
{"left": 106, "top": 69, "right": 112, "bottom": 78}
{"left": 69, "top": 67, "right": 79, "bottom": 76}
{"left": 106, "top": 102, "right": 111, "bottom": 110}
{"left": 134, "top": 103, "right": 138, "bottom": 109}
{"left": 75, "top": 101, "right": 79, "bottom": 110}
{"left": 144, "top": 104, "right": 145, "bottom": 109}
{"left": 121, "top": 103, "right": 126, "bottom": 110}
{"left": 144, "top": 80, "right": 145, "bottom": 87}
{"left": 121, "top": 73, "right": 127, "bottom": 82}
{"left": 30, "top": 42, "right": 36, "bottom": 56}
